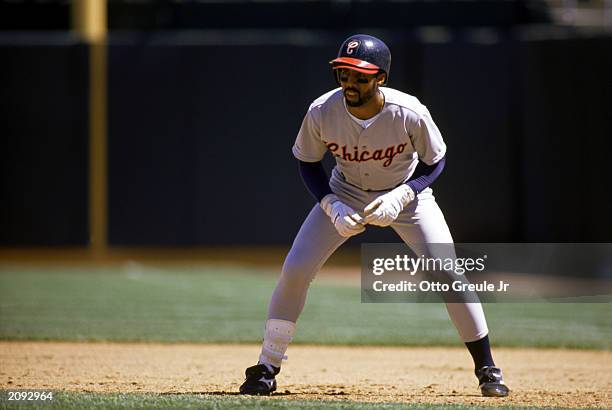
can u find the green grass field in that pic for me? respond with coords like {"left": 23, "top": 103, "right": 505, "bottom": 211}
{"left": 0, "top": 392, "right": 593, "bottom": 410}
{"left": 0, "top": 264, "right": 610, "bottom": 409}
{"left": 0, "top": 265, "right": 610, "bottom": 348}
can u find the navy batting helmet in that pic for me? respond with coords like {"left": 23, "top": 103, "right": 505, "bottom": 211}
{"left": 330, "top": 34, "right": 391, "bottom": 85}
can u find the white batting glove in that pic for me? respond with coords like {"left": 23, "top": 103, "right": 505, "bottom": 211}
{"left": 320, "top": 194, "right": 365, "bottom": 238}
{"left": 363, "top": 185, "right": 415, "bottom": 227}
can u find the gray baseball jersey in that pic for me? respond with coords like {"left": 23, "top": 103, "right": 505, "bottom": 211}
{"left": 292, "top": 87, "right": 446, "bottom": 191}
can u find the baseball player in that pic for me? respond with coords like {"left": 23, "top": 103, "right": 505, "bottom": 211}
{"left": 239, "top": 34, "right": 509, "bottom": 398}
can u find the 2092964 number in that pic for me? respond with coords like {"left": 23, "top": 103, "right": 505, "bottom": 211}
{"left": 7, "top": 391, "right": 53, "bottom": 401}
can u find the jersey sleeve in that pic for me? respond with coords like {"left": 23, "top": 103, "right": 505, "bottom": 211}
{"left": 292, "top": 106, "right": 327, "bottom": 162}
{"left": 409, "top": 107, "right": 447, "bottom": 165}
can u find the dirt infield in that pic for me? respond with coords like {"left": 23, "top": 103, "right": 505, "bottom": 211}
{"left": 1, "top": 342, "right": 610, "bottom": 408}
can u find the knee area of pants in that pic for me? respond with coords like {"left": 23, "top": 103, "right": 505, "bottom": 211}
{"left": 280, "top": 263, "right": 315, "bottom": 285}
{"left": 282, "top": 254, "right": 317, "bottom": 275}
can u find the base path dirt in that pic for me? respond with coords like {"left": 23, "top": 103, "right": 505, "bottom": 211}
{"left": 1, "top": 342, "right": 610, "bottom": 408}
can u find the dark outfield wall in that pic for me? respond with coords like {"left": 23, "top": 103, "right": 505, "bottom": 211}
{"left": 107, "top": 33, "right": 612, "bottom": 245}
{"left": 419, "top": 35, "right": 611, "bottom": 243}
{"left": 0, "top": 36, "right": 89, "bottom": 245}
{"left": 2, "top": 32, "right": 611, "bottom": 245}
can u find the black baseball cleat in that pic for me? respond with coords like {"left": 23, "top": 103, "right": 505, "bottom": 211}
{"left": 476, "top": 366, "right": 510, "bottom": 397}
{"left": 239, "top": 364, "right": 280, "bottom": 395}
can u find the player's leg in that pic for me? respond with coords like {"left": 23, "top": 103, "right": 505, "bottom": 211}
{"left": 390, "top": 189, "right": 489, "bottom": 342}
{"left": 390, "top": 188, "right": 509, "bottom": 397}
{"left": 240, "top": 203, "right": 348, "bottom": 395}
{"left": 267, "top": 204, "right": 348, "bottom": 323}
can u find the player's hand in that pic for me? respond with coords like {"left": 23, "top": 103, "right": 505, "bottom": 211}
{"left": 363, "top": 184, "right": 415, "bottom": 227}
{"left": 320, "top": 194, "right": 365, "bottom": 238}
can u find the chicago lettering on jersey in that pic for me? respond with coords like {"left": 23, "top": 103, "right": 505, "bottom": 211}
{"left": 324, "top": 141, "right": 407, "bottom": 167}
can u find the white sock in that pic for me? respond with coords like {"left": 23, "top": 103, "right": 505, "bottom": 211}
{"left": 258, "top": 319, "right": 296, "bottom": 368}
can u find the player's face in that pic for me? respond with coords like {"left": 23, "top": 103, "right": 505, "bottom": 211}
{"left": 337, "top": 68, "right": 384, "bottom": 107}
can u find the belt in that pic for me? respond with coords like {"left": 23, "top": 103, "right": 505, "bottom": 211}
{"left": 339, "top": 172, "right": 407, "bottom": 192}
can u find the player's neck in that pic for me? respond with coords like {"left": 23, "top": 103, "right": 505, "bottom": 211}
{"left": 346, "top": 90, "right": 385, "bottom": 120}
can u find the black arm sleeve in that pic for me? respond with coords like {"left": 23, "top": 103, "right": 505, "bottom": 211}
{"left": 406, "top": 156, "right": 446, "bottom": 194}
{"left": 298, "top": 160, "right": 333, "bottom": 202}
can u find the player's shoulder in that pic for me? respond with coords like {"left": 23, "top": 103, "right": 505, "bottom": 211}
{"left": 307, "top": 88, "right": 343, "bottom": 111}
{"left": 382, "top": 87, "right": 429, "bottom": 116}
